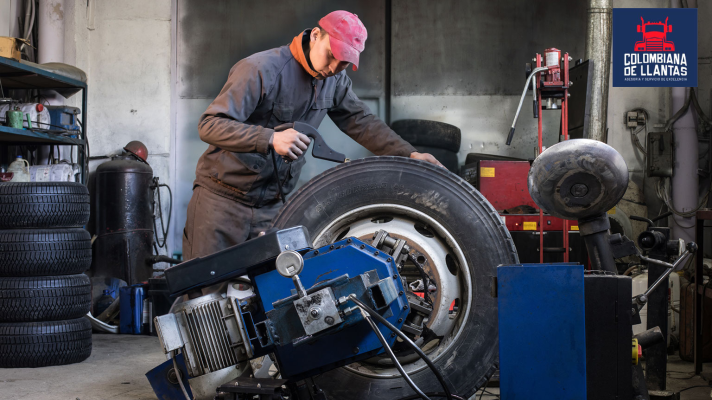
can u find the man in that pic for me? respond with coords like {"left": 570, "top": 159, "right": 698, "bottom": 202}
{"left": 183, "top": 10, "right": 444, "bottom": 260}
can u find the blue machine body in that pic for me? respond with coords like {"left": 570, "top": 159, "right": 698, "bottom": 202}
{"left": 45, "top": 105, "right": 81, "bottom": 136}
{"left": 146, "top": 352, "right": 193, "bottom": 399}
{"left": 119, "top": 284, "right": 145, "bottom": 334}
{"left": 498, "top": 263, "right": 587, "bottom": 400}
{"left": 251, "top": 238, "right": 410, "bottom": 380}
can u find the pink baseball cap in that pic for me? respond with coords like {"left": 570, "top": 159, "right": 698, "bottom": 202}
{"left": 319, "top": 11, "right": 367, "bottom": 71}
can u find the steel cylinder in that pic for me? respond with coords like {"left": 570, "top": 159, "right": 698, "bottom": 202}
{"left": 93, "top": 155, "right": 154, "bottom": 284}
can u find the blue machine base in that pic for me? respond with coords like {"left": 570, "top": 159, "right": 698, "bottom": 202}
{"left": 145, "top": 353, "right": 193, "bottom": 400}
{"left": 498, "top": 263, "right": 587, "bottom": 400}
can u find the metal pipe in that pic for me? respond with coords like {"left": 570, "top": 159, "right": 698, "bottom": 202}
{"left": 584, "top": 0, "right": 612, "bottom": 142}
{"left": 670, "top": 0, "right": 699, "bottom": 244}
{"left": 635, "top": 327, "right": 665, "bottom": 350}
{"left": 506, "top": 66, "right": 548, "bottom": 145}
{"left": 582, "top": 231, "right": 617, "bottom": 273}
{"left": 38, "top": 0, "right": 64, "bottom": 64}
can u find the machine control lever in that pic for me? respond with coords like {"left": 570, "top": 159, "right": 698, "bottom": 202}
{"left": 633, "top": 241, "right": 697, "bottom": 310}
{"left": 274, "top": 122, "right": 348, "bottom": 163}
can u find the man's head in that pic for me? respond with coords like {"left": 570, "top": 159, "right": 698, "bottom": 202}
{"left": 308, "top": 11, "right": 367, "bottom": 79}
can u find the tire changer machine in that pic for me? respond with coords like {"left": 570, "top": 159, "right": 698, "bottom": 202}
{"left": 147, "top": 127, "right": 696, "bottom": 399}
{"left": 147, "top": 125, "right": 452, "bottom": 400}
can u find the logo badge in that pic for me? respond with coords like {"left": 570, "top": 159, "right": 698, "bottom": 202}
{"left": 613, "top": 8, "right": 697, "bottom": 87}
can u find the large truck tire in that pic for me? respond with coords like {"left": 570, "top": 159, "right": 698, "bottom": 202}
{"left": 0, "top": 228, "right": 92, "bottom": 276}
{"left": 391, "top": 119, "right": 461, "bottom": 152}
{"left": 272, "top": 157, "right": 518, "bottom": 399}
{"left": 0, "top": 182, "right": 90, "bottom": 229}
{"left": 0, "top": 317, "right": 92, "bottom": 368}
{"left": 0, "top": 274, "right": 91, "bottom": 322}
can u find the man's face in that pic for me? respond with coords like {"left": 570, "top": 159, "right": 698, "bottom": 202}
{"left": 309, "top": 28, "right": 351, "bottom": 79}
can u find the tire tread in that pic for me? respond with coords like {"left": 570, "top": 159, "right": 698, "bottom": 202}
{"left": 0, "top": 183, "right": 90, "bottom": 229}
{"left": 0, "top": 317, "right": 92, "bottom": 368}
{"left": 0, "top": 274, "right": 91, "bottom": 322}
{"left": 0, "top": 228, "right": 91, "bottom": 276}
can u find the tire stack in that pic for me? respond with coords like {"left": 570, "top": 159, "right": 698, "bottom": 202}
{"left": 0, "top": 182, "right": 93, "bottom": 368}
{"left": 391, "top": 119, "right": 461, "bottom": 173}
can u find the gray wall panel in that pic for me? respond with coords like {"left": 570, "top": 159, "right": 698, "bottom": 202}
{"left": 391, "top": 0, "right": 588, "bottom": 95}
{"left": 177, "top": 0, "right": 385, "bottom": 99}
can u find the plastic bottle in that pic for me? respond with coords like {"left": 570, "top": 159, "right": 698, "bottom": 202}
{"left": 95, "top": 289, "right": 116, "bottom": 316}
{"left": 7, "top": 156, "right": 30, "bottom": 182}
{"left": 0, "top": 103, "right": 50, "bottom": 129}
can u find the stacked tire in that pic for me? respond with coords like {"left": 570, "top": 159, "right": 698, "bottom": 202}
{"left": 391, "top": 119, "right": 462, "bottom": 173}
{"left": 0, "top": 182, "right": 92, "bottom": 368}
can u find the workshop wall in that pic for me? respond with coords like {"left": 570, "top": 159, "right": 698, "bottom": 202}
{"left": 59, "top": 0, "right": 173, "bottom": 255}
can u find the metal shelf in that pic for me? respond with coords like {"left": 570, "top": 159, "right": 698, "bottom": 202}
{"left": 0, "top": 57, "right": 86, "bottom": 90}
{"left": 0, "top": 56, "right": 88, "bottom": 184}
{"left": 0, "top": 125, "right": 85, "bottom": 146}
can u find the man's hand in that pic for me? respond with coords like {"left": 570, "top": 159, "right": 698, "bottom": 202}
{"left": 271, "top": 129, "right": 311, "bottom": 160}
{"left": 410, "top": 152, "right": 446, "bottom": 169}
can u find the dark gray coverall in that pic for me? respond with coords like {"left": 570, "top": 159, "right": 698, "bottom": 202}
{"left": 183, "top": 30, "right": 416, "bottom": 260}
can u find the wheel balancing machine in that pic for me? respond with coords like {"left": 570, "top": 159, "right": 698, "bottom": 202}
{"left": 496, "top": 139, "right": 696, "bottom": 400}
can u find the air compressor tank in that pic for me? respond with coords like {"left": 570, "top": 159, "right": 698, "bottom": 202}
{"left": 93, "top": 154, "right": 154, "bottom": 284}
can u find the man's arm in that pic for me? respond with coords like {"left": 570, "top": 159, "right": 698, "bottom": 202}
{"left": 328, "top": 74, "right": 416, "bottom": 157}
{"left": 197, "top": 60, "right": 274, "bottom": 154}
{"left": 328, "top": 74, "right": 445, "bottom": 168}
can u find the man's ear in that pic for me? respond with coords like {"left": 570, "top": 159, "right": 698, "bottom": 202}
{"left": 310, "top": 27, "right": 320, "bottom": 42}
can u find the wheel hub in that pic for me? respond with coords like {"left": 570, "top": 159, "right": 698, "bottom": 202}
{"left": 313, "top": 204, "right": 472, "bottom": 378}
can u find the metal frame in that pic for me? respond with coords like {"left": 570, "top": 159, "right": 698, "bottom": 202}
{"left": 534, "top": 52, "right": 570, "bottom": 263}
{"left": 0, "top": 56, "right": 88, "bottom": 184}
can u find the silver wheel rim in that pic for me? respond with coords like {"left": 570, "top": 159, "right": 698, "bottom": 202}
{"left": 313, "top": 204, "right": 472, "bottom": 378}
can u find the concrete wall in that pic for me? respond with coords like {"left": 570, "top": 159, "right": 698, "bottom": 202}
{"left": 57, "top": 0, "right": 173, "bottom": 258}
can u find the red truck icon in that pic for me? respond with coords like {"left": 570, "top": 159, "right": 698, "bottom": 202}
{"left": 635, "top": 17, "right": 674, "bottom": 52}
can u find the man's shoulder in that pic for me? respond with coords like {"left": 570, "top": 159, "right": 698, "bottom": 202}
{"left": 235, "top": 45, "right": 293, "bottom": 74}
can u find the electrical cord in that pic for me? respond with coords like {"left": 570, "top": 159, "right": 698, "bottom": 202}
{"left": 171, "top": 350, "right": 193, "bottom": 400}
{"left": 361, "top": 308, "right": 431, "bottom": 400}
{"left": 152, "top": 178, "right": 172, "bottom": 249}
{"left": 678, "top": 384, "right": 710, "bottom": 393}
{"left": 347, "top": 294, "right": 455, "bottom": 400}
{"left": 656, "top": 177, "right": 711, "bottom": 219}
{"left": 629, "top": 215, "right": 654, "bottom": 228}
{"left": 627, "top": 108, "right": 649, "bottom": 158}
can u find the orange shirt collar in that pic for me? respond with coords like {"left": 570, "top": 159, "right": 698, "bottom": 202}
{"left": 289, "top": 30, "right": 320, "bottom": 78}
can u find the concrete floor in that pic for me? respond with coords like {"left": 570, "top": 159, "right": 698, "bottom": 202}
{"left": 1, "top": 334, "right": 165, "bottom": 400}
{"left": 1, "top": 333, "right": 711, "bottom": 400}
{"left": 475, "top": 355, "right": 712, "bottom": 400}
